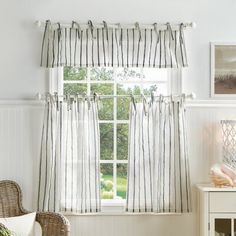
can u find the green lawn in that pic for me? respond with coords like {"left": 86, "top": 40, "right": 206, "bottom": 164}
{"left": 102, "top": 175, "right": 127, "bottom": 199}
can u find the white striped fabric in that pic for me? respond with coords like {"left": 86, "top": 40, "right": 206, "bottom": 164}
{"left": 126, "top": 99, "right": 191, "bottom": 213}
{"left": 37, "top": 95, "right": 101, "bottom": 213}
{"left": 40, "top": 21, "right": 188, "bottom": 68}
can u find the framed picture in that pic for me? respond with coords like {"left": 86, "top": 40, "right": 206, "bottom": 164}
{"left": 211, "top": 43, "right": 236, "bottom": 97}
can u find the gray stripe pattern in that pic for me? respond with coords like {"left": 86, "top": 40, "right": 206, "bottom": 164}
{"left": 38, "top": 95, "right": 101, "bottom": 213}
{"left": 40, "top": 21, "right": 188, "bottom": 68}
{"left": 126, "top": 98, "right": 191, "bottom": 213}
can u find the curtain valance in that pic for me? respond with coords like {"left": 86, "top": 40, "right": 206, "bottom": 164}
{"left": 40, "top": 20, "right": 188, "bottom": 68}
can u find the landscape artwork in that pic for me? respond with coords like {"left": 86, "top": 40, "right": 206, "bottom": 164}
{"left": 212, "top": 44, "right": 236, "bottom": 96}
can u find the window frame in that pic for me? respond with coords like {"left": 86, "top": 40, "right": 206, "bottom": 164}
{"left": 48, "top": 67, "right": 182, "bottom": 212}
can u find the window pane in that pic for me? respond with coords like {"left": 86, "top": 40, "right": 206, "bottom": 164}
{"left": 117, "top": 68, "right": 142, "bottom": 82}
{"left": 90, "top": 67, "right": 114, "bottom": 81}
{"left": 117, "top": 124, "right": 129, "bottom": 160}
{"left": 117, "top": 164, "right": 127, "bottom": 199}
{"left": 64, "top": 67, "right": 87, "bottom": 81}
{"left": 64, "top": 83, "right": 87, "bottom": 94}
{"left": 98, "top": 99, "right": 113, "bottom": 120}
{"left": 91, "top": 84, "right": 113, "bottom": 95}
{"left": 117, "top": 98, "right": 130, "bottom": 120}
{"left": 143, "top": 83, "right": 167, "bottom": 95}
{"left": 142, "top": 68, "right": 168, "bottom": 81}
{"left": 100, "top": 123, "right": 113, "bottom": 160}
{"left": 143, "top": 84, "right": 158, "bottom": 95}
{"left": 101, "top": 164, "right": 114, "bottom": 199}
{"left": 117, "top": 83, "right": 142, "bottom": 95}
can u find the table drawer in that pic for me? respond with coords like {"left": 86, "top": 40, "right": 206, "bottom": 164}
{"left": 210, "top": 192, "right": 236, "bottom": 212}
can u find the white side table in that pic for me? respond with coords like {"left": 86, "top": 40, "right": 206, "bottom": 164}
{"left": 197, "top": 184, "right": 236, "bottom": 236}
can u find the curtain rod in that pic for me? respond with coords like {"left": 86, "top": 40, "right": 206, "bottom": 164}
{"left": 36, "top": 92, "right": 196, "bottom": 100}
{"left": 35, "top": 20, "right": 196, "bottom": 30}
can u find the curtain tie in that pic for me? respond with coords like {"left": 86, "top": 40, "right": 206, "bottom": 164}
{"left": 103, "top": 21, "right": 109, "bottom": 41}
{"left": 179, "top": 23, "right": 185, "bottom": 44}
{"left": 131, "top": 94, "right": 136, "bottom": 111}
{"left": 166, "top": 22, "right": 174, "bottom": 41}
{"left": 117, "top": 23, "right": 122, "bottom": 46}
{"left": 40, "top": 20, "right": 51, "bottom": 66}
{"left": 142, "top": 94, "right": 148, "bottom": 115}
{"left": 72, "top": 21, "right": 81, "bottom": 39}
{"left": 135, "top": 22, "right": 142, "bottom": 42}
{"left": 153, "top": 23, "right": 160, "bottom": 43}
{"left": 88, "top": 20, "right": 96, "bottom": 39}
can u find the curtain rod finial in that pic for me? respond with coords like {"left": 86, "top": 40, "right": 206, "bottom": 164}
{"left": 190, "top": 22, "right": 197, "bottom": 29}
{"left": 190, "top": 92, "right": 196, "bottom": 99}
{"left": 35, "top": 93, "right": 42, "bottom": 100}
{"left": 35, "top": 20, "right": 42, "bottom": 27}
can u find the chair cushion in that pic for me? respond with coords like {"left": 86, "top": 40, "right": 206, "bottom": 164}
{"left": 0, "top": 212, "right": 41, "bottom": 236}
{"left": 34, "top": 222, "right": 42, "bottom": 236}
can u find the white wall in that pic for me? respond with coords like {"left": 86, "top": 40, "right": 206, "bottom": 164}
{"left": 1, "top": 0, "right": 236, "bottom": 236}
{"left": 1, "top": 0, "right": 236, "bottom": 99}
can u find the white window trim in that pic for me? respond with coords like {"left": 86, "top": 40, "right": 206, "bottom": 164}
{"left": 48, "top": 67, "right": 182, "bottom": 213}
{"left": 170, "top": 69, "right": 182, "bottom": 94}
{"left": 48, "top": 67, "right": 64, "bottom": 95}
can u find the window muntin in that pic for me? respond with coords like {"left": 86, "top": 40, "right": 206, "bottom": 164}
{"left": 61, "top": 67, "right": 170, "bottom": 202}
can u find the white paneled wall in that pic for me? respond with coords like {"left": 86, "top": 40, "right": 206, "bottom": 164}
{"left": 0, "top": 103, "right": 44, "bottom": 209}
{"left": 0, "top": 102, "right": 236, "bottom": 236}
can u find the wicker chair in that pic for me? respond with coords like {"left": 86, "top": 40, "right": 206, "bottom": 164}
{"left": 0, "top": 180, "right": 70, "bottom": 236}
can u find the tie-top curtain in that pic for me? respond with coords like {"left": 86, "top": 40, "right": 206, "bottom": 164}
{"left": 126, "top": 97, "right": 191, "bottom": 213}
{"left": 38, "top": 95, "right": 101, "bottom": 213}
{"left": 40, "top": 20, "right": 188, "bottom": 68}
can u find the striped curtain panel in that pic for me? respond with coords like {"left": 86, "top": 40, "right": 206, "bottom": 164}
{"left": 126, "top": 99, "right": 191, "bottom": 213}
{"left": 40, "top": 21, "right": 188, "bottom": 68}
{"left": 37, "top": 95, "right": 101, "bottom": 213}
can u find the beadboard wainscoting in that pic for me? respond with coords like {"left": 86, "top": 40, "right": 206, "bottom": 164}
{"left": 0, "top": 101, "right": 235, "bottom": 236}
{"left": 0, "top": 103, "right": 44, "bottom": 209}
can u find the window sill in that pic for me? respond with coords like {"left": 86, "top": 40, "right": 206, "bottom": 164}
{"left": 61, "top": 200, "right": 186, "bottom": 216}
{"left": 61, "top": 202, "right": 184, "bottom": 216}
{"left": 62, "top": 211, "right": 183, "bottom": 216}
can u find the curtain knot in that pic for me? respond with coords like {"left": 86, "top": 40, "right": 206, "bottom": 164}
{"left": 40, "top": 20, "right": 51, "bottom": 66}
{"left": 88, "top": 20, "right": 96, "bottom": 39}
{"left": 76, "top": 94, "right": 80, "bottom": 112}
{"left": 54, "top": 92, "right": 59, "bottom": 111}
{"left": 72, "top": 21, "right": 81, "bottom": 39}
{"left": 142, "top": 94, "right": 148, "bottom": 115}
{"left": 179, "top": 23, "right": 185, "bottom": 44}
{"left": 117, "top": 23, "right": 122, "bottom": 46}
{"left": 86, "top": 95, "right": 91, "bottom": 110}
{"left": 181, "top": 93, "right": 186, "bottom": 111}
{"left": 93, "top": 92, "right": 98, "bottom": 102}
{"left": 153, "top": 23, "right": 160, "bottom": 43}
{"left": 159, "top": 94, "right": 164, "bottom": 114}
{"left": 131, "top": 94, "right": 136, "bottom": 111}
{"left": 135, "top": 22, "right": 142, "bottom": 42}
{"left": 150, "top": 92, "right": 155, "bottom": 104}
{"left": 57, "top": 22, "right": 61, "bottom": 34}
{"left": 103, "top": 21, "right": 109, "bottom": 41}
{"left": 166, "top": 22, "right": 174, "bottom": 41}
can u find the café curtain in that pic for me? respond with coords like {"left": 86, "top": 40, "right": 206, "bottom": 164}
{"left": 126, "top": 98, "right": 191, "bottom": 213}
{"left": 37, "top": 95, "right": 101, "bottom": 213}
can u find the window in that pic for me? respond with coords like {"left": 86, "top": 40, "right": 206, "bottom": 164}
{"left": 50, "top": 67, "right": 181, "bottom": 207}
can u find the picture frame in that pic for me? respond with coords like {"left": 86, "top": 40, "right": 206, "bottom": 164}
{"left": 211, "top": 42, "right": 236, "bottom": 98}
